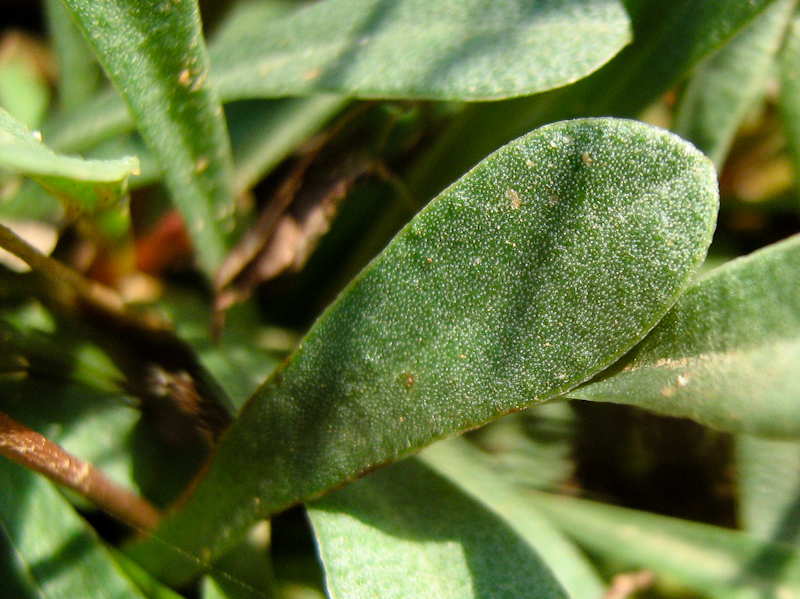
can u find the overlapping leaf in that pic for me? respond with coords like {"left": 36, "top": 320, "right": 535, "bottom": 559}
{"left": 0, "top": 107, "right": 138, "bottom": 217}
{"left": 570, "top": 235, "right": 800, "bottom": 438}
{"left": 674, "top": 0, "right": 795, "bottom": 167}
{"left": 209, "top": 0, "right": 631, "bottom": 101}
{"left": 420, "top": 438, "right": 605, "bottom": 599}
{"left": 308, "top": 458, "right": 568, "bottom": 599}
{"left": 126, "top": 118, "right": 718, "bottom": 584}
{"left": 410, "top": 0, "right": 778, "bottom": 204}
{"left": 60, "top": 0, "right": 237, "bottom": 273}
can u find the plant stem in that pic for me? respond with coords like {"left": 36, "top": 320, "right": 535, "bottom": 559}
{"left": 0, "top": 410, "right": 161, "bottom": 531}
{"left": 0, "top": 221, "right": 125, "bottom": 313}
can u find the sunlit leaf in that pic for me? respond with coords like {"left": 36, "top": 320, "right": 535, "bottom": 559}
{"left": 570, "top": 235, "right": 800, "bottom": 438}
{"left": 127, "top": 118, "right": 718, "bottom": 584}
{"left": 0, "top": 107, "right": 138, "bottom": 217}
{"left": 410, "top": 0, "right": 777, "bottom": 205}
{"left": 420, "top": 438, "right": 605, "bottom": 599}
{"left": 210, "top": 0, "right": 631, "bottom": 101}
{"left": 308, "top": 458, "right": 568, "bottom": 599}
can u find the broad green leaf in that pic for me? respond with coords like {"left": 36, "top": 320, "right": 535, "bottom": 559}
{"left": 409, "top": 0, "right": 778, "bottom": 206}
{"left": 737, "top": 434, "right": 800, "bottom": 545}
{"left": 308, "top": 458, "right": 568, "bottom": 599}
{"left": 60, "top": 0, "right": 237, "bottom": 274}
{"left": 44, "top": 0, "right": 104, "bottom": 113}
{"left": 532, "top": 491, "right": 800, "bottom": 599}
{"left": 40, "top": 0, "right": 630, "bottom": 157}
{"left": 569, "top": 234, "right": 800, "bottom": 438}
{"left": 420, "top": 438, "right": 605, "bottom": 599}
{"left": 674, "top": 0, "right": 795, "bottom": 168}
{"left": 209, "top": 0, "right": 631, "bottom": 101}
{"left": 0, "top": 107, "right": 138, "bottom": 217}
{"left": 0, "top": 458, "right": 150, "bottom": 599}
{"left": 127, "top": 118, "right": 718, "bottom": 584}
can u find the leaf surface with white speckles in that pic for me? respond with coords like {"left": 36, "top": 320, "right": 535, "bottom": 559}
{"left": 127, "top": 117, "right": 718, "bottom": 584}
{"left": 570, "top": 234, "right": 800, "bottom": 438}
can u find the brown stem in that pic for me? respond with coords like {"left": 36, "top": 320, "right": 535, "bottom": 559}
{"left": 0, "top": 221, "right": 125, "bottom": 314}
{"left": 0, "top": 410, "right": 161, "bottom": 531}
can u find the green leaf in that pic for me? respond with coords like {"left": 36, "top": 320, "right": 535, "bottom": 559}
{"left": 409, "top": 0, "right": 778, "bottom": 206}
{"left": 737, "top": 434, "right": 800, "bottom": 545}
{"left": 531, "top": 491, "right": 800, "bottom": 599}
{"left": 569, "top": 234, "right": 800, "bottom": 438}
{"left": 0, "top": 36, "right": 50, "bottom": 128}
{"left": 60, "top": 0, "right": 237, "bottom": 274}
{"left": 673, "top": 0, "right": 795, "bottom": 168}
{"left": 0, "top": 458, "right": 150, "bottom": 599}
{"left": 420, "top": 438, "right": 605, "bottom": 599}
{"left": 780, "top": 4, "right": 800, "bottom": 202}
{"left": 43, "top": 0, "right": 105, "bottom": 113}
{"left": 0, "top": 107, "right": 139, "bottom": 217}
{"left": 40, "top": 0, "right": 629, "bottom": 159}
{"left": 209, "top": 0, "right": 631, "bottom": 101}
{"left": 127, "top": 117, "right": 718, "bottom": 584}
{"left": 308, "top": 458, "right": 568, "bottom": 599}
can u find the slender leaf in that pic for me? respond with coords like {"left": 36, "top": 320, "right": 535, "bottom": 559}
{"left": 0, "top": 458, "right": 150, "bottom": 599}
{"left": 209, "top": 0, "right": 631, "bottom": 101}
{"left": 737, "top": 435, "right": 800, "bottom": 545}
{"left": 60, "top": 0, "right": 237, "bottom": 274}
{"left": 44, "top": 0, "right": 104, "bottom": 113}
{"left": 420, "top": 438, "right": 606, "bottom": 599}
{"left": 0, "top": 107, "right": 138, "bottom": 216}
{"left": 127, "top": 118, "right": 718, "bottom": 584}
{"left": 674, "top": 0, "right": 795, "bottom": 167}
{"left": 532, "top": 491, "right": 800, "bottom": 599}
{"left": 569, "top": 234, "right": 800, "bottom": 438}
{"left": 308, "top": 458, "right": 568, "bottom": 599}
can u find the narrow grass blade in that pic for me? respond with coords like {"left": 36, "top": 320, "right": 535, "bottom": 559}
{"left": 532, "top": 491, "right": 800, "bottom": 599}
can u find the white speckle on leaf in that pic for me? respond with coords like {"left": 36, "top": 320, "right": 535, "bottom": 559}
{"left": 506, "top": 188, "right": 521, "bottom": 210}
